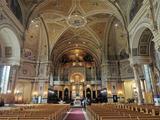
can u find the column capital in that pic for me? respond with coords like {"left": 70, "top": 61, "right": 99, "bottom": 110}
{"left": 131, "top": 63, "right": 140, "bottom": 68}
{"left": 129, "top": 56, "right": 152, "bottom": 67}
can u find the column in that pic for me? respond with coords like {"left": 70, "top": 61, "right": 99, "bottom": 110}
{"left": 149, "top": 65, "right": 160, "bottom": 106}
{"left": 68, "top": 88, "right": 70, "bottom": 100}
{"left": 9, "top": 65, "right": 19, "bottom": 94}
{"left": 132, "top": 64, "right": 143, "bottom": 105}
{"left": 85, "top": 87, "right": 86, "bottom": 98}
{"left": 58, "top": 67, "right": 61, "bottom": 81}
{"left": 30, "top": 81, "right": 35, "bottom": 102}
{"left": 37, "top": 82, "right": 45, "bottom": 103}
{"left": 70, "top": 85, "right": 72, "bottom": 99}
{"left": 101, "top": 64, "right": 107, "bottom": 89}
{"left": 62, "top": 86, "right": 64, "bottom": 100}
{"left": 57, "top": 90, "right": 59, "bottom": 98}
{"left": 91, "top": 87, "right": 93, "bottom": 99}
{"left": 7, "top": 65, "right": 19, "bottom": 104}
{"left": 82, "top": 84, "right": 85, "bottom": 98}
{"left": 152, "top": 35, "right": 160, "bottom": 106}
{"left": 95, "top": 86, "right": 98, "bottom": 98}
{"left": 141, "top": 79, "right": 146, "bottom": 103}
{"left": 94, "top": 65, "right": 97, "bottom": 81}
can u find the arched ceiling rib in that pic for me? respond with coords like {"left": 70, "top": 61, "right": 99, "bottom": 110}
{"left": 25, "top": 0, "right": 130, "bottom": 65}
{"left": 21, "top": 0, "right": 127, "bottom": 28}
{"left": 52, "top": 29, "right": 101, "bottom": 65}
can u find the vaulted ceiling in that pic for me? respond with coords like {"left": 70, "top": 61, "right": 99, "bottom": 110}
{"left": 23, "top": 0, "right": 130, "bottom": 66}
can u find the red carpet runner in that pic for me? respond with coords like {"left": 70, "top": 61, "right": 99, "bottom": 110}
{"left": 65, "top": 108, "right": 86, "bottom": 120}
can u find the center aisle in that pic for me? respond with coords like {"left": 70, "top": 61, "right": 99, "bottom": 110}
{"left": 64, "top": 108, "right": 86, "bottom": 120}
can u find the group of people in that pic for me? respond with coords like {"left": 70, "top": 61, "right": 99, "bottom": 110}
{"left": 81, "top": 97, "right": 91, "bottom": 108}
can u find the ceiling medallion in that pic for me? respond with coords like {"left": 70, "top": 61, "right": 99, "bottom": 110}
{"left": 67, "top": 15, "right": 87, "bottom": 28}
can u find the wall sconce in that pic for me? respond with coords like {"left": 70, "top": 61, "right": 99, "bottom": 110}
{"left": 14, "top": 90, "right": 21, "bottom": 95}
{"left": 107, "top": 90, "right": 112, "bottom": 95}
{"left": 72, "top": 86, "right": 76, "bottom": 90}
{"left": 7, "top": 90, "right": 11, "bottom": 93}
{"left": 72, "top": 62, "right": 76, "bottom": 66}
{"left": 32, "top": 91, "right": 38, "bottom": 97}
{"left": 43, "top": 91, "right": 48, "bottom": 96}
{"left": 118, "top": 91, "right": 123, "bottom": 95}
{"left": 86, "top": 85, "right": 90, "bottom": 88}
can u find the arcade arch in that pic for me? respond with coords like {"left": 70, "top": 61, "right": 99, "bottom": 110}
{"left": 0, "top": 26, "right": 21, "bottom": 94}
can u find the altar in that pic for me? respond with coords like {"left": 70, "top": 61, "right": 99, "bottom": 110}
{"left": 73, "top": 97, "right": 82, "bottom": 107}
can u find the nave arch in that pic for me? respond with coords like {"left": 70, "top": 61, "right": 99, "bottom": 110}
{"left": 0, "top": 24, "right": 21, "bottom": 97}
{"left": 129, "top": 18, "right": 160, "bottom": 105}
{"left": 130, "top": 20, "right": 156, "bottom": 57}
{"left": 0, "top": 25, "right": 21, "bottom": 65}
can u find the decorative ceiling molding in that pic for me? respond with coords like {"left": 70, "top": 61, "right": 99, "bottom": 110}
{"left": 67, "top": 15, "right": 87, "bottom": 28}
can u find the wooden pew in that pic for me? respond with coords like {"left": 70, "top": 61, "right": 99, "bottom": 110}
{"left": 87, "top": 103, "right": 160, "bottom": 120}
{"left": 0, "top": 104, "right": 70, "bottom": 120}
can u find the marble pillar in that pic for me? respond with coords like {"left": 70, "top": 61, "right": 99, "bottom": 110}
{"left": 9, "top": 65, "right": 19, "bottom": 94}
{"left": 132, "top": 64, "right": 143, "bottom": 105}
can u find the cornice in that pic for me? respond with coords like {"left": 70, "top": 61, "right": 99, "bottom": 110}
{"left": 0, "top": 57, "right": 20, "bottom": 66}
{"left": 53, "top": 80, "right": 101, "bottom": 85}
{"left": 21, "top": 59, "right": 52, "bottom": 64}
{"left": 18, "top": 76, "right": 49, "bottom": 80}
{"left": 129, "top": 56, "right": 152, "bottom": 66}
